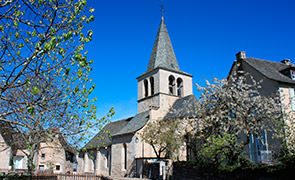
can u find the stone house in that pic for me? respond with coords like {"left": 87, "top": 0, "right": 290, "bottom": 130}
{"left": 0, "top": 123, "right": 77, "bottom": 174}
{"left": 82, "top": 15, "right": 196, "bottom": 178}
{"left": 35, "top": 134, "right": 77, "bottom": 174}
{"left": 0, "top": 122, "right": 28, "bottom": 173}
{"left": 228, "top": 51, "right": 295, "bottom": 164}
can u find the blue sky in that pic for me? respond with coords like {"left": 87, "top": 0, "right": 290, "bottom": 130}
{"left": 85, "top": 0, "right": 295, "bottom": 121}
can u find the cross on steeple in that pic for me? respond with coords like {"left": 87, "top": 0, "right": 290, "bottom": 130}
{"left": 161, "top": 4, "right": 164, "bottom": 17}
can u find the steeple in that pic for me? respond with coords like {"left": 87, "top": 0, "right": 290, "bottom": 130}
{"left": 137, "top": 14, "right": 193, "bottom": 114}
{"left": 146, "top": 16, "right": 180, "bottom": 72}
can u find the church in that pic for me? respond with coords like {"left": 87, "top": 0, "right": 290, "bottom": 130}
{"left": 80, "top": 15, "right": 196, "bottom": 177}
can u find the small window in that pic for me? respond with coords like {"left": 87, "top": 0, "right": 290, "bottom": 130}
{"left": 144, "top": 79, "right": 149, "bottom": 97}
{"left": 291, "top": 70, "right": 295, "bottom": 80}
{"left": 150, "top": 77, "right": 154, "bottom": 95}
{"left": 177, "top": 78, "right": 183, "bottom": 97}
{"left": 39, "top": 165, "right": 45, "bottom": 170}
{"left": 73, "top": 162, "right": 77, "bottom": 172}
{"left": 169, "top": 75, "right": 175, "bottom": 95}
{"left": 123, "top": 143, "right": 127, "bottom": 170}
{"left": 41, "top": 153, "right": 45, "bottom": 159}
{"left": 55, "top": 165, "right": 60, "bottom": 171}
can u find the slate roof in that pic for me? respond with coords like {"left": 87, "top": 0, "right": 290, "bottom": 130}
{"left": 113, "top": 111, "right": 150, "bottom": 137}
{"left": 83, "top": 111, "right": 150, "bottom": 150}
{"left": 164, "top": 95, "right": 197, "bottom": 120}
{"left": 83, "top": 118, "right": 131, "bottom": 149}
{"left": 243, "top": 57, "right": 295, "bottom": 84}
{"left": 146, "top": 16, "right": 180, "bottom": 73}
{"left": 0, "top": 122, "right": 77, "bottom": 154}
{"left": 0, "top": 121, "right": 26, "bottom": 149}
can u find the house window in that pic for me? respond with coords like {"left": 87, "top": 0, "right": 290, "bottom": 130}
{"left": 169, "top": 75, "right": 175, "bottom": 95}
{"left": 291, "top": 70, "right": 295, "bottom": 80}
{"left": 289, "top": 88, "right": 295, "bottom": 111}
{"left": 249, "top": 131, "right": 271, "bottom": 164}
{"left": 39, "top": 165, "right": 45, "bottom": 170}
{"left": 177, "top": 78, "right": 183, "bottom": 97}
{"left": 150, "top": 77, "right": 154, "bottom": 96}
{"left": 66, "top": 151, "right": 74, "bottom": 162}
{"left": 73, "top": 162, "right": 77, "bottom": 172}
{"left": 103, "top": 150, "right": 108, "bottom": 168}
{"left": 123, "top": 143, "right": 127, "bottom": 170}
{"left": 144, "top": 79, "right": 149, "bottom": 97}
{"left": 55, "top": 165, "right": 61, "bottom": 171}
{"left": 41, "top": 153, "right": 45, "bottom": 159}
{"left": 107, "top": 146, "right": 111, "bottom": 169}
{"left": 14, "top": 156, "right": 24, "bottom": 169}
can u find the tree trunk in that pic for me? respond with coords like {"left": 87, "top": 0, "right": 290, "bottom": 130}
{"left": 27, "top": 154, "right": 34, "bottom": 177}
{"left": 26, "top": 146, "right": 37, "bottom": 179}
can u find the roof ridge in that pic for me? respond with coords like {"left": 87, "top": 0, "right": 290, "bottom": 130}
{"left": 111, "top": 116, "right": 133, "bottom": 124}
{"left": 246, "top": 57, "right": 285, "bottom": 65}
{"left": 244, "top": 57, "right": 295, "bottom": 84}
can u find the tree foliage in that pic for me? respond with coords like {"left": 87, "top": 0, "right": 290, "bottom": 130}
{"left": 0, "top": 0, "right": 112, "bottom": 174}
{"left": 186, "top": 72, "right": 283, "bottom": 165}
{"left": 141, "top": 118, "right": 183, "bottom": 160}
{"left": 199, "top": 133, "right": 243, "bottom": 166}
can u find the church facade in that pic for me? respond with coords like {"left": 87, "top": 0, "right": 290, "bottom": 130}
{"left": 80, "top": 16, "right": 195, "bottom": 177}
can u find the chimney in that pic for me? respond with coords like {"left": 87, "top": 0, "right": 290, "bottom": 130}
{"left": 236, "top": 51, "right": 246, "bottom": 60}
{"left": 281, "top": 59, "right": 291, "bottom": 65}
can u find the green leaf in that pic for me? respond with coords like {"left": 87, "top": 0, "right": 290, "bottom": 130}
{"left": 18, "top": 43, "right": 24, "bottom": 49}
{"left": 32, "top": 86, "right": 39, "bottom": 95}
{"left": 13, "top": 20, "right": 19, "bottom": 27}
{"left": 86, "top": 15, "right": 94, "bottom": 23}
{"left": 89, "top": 8, "right": 95, "bottom": 13}
{"left": 27, "top": 107, "right": 34, "bottom": 114}
{"left": 15, "top": 10, "right": 21, "bottom": 17}
{"left": 15, "top": 32, "right": 20, "bottom": 39}
{"left": 32, "top": 29, "right": 36, "bottom": 37}
{"left": 88, "top": 30, "right": 93, "bottom": 37}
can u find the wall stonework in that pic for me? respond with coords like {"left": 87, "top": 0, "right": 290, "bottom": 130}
{"left": 137, "top": 69, "right": 192, "bottom": 113}
{"left": 158, "top": 69, "right": 192, "bottom": 97}
{"left": 0, "top": 134, "right": 11, "bottom": 172}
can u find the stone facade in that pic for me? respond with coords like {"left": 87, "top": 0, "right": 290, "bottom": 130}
{"left": 36, "top": 138, "right": 74, "bottom": 174}
{"left": 137, "top": 68, "right": 192, "bottom": 113}
{"left": 0, "top": 133, "right": 12, "bottom": 173}
{"left": 229, "top": 51, "right": 295, "bottom": 163}
{"left": 0, "top": 131, "right": 76, "bottom": 174}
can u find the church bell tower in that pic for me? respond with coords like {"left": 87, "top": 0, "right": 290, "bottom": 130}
{"left": 137, "top": 15, "right": 193, "bottom": 113}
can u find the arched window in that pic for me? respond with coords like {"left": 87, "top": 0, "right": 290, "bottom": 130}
{"left": 144, "top": 79, "right": 148, "bottom": 97}
{"left": 169, "top": 75, "right": 175, "bottom": 95}
{"left": 150, "top": 77, "right": 154, "bottom": 96}
{"left": 123, "top": 143, "right": 127, "bottom": 170}
{"left": 177, "top": 78, "right": 183, "bottom": 97}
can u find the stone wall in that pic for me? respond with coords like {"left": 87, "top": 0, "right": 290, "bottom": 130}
{"left": 171, "top": 162, "right": 293, "bottom": 180}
